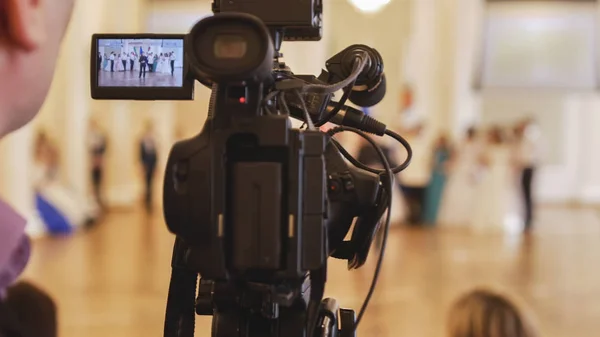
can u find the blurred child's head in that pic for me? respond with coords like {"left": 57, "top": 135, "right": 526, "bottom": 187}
{"left": 448, "top": 289, "right": 538, "bottom": 337}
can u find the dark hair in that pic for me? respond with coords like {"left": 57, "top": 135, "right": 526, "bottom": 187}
{"left": 5, "top": 282, "right": 58, "bottom": 337}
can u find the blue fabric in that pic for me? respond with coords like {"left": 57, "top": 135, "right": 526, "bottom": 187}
{"left": 35, "top": 194, "right": 73, "bottom": 235}
{"left": 423, "top": 148, "right": 451, "bottom": 225}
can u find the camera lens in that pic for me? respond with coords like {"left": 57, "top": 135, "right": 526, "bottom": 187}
{"left": 214, "top": 35, "right": 247, "bottom": 59}
{"left": 186, "top": 13, "right": 274, "bottom": 82}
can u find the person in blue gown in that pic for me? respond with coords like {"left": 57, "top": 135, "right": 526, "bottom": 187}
{"left": 102, "top": 53, "right": 108, "bottom": 72}
{"left": 423, "top": 134, "right": 453, "bottom": 225}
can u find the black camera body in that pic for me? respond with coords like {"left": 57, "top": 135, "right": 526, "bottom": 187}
{"left": 164, "top": 106, "right": 384, "bottom": 277}
{"left": 161, "top": 12, "right": 386, "bottom": 335}
{"left": 91, "top": 1, "right": 399, "bottom": 337}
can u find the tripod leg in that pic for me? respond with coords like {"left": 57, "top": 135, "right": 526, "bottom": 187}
{"left": 163, "top": 268, "right": 197, "bottom": 337}
{"left": 164, "top": 238, "right": 198, "bottom": 337}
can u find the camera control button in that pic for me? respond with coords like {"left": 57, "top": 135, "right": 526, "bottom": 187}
{"left": 328, "top": 179, "right": 342, "bottom": 195}
{"left": 342, "top": 177, "right": 355, "bottom": 192}
{"left": 174, "top": 161, "right": 189, "bottom": 181}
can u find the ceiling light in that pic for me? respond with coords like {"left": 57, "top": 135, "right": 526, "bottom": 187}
{"left": 348, "top": 0, "right": 391, "bottom": 14}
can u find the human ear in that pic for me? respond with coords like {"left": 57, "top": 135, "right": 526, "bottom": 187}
{"left": 3, "top": 0, "right": 46, "bottom": 51}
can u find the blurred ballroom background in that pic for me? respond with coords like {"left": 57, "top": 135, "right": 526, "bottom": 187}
{"left": 3, "top": 0, "right": 600, "bottom": 336}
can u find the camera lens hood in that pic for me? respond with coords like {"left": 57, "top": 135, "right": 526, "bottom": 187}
{"left": 186, "top": 13, "right": 275, "bottom": 84}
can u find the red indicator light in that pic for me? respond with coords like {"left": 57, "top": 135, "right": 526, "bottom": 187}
{"left": 239, "top": 97, "right": 246, "bottom": 104}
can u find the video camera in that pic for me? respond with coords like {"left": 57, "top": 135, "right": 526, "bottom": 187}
{"left": 90, "top": 1, "right": 411, "bottom": 337}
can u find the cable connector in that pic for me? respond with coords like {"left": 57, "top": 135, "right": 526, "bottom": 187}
{"left": 330, "top": 105, "right": 387, "bottom": 136}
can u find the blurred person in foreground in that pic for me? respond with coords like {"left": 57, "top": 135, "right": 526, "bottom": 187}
{"left": 514, "top": 117, "right": 542, "bottom": 232}
{"left": 140, "top": 123, "right": 158, "bottom": 213}
{"left": 0, "top": 0, "right": 75, "bottom": 335}
{"left": 447, "top": 288, "right": 539, "bottom": 337}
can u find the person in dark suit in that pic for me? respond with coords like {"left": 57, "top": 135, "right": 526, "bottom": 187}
{"left": 129, "top": 52, "right": 135, "bottom": 72}
{"left": 515, "top": 117, "right": 541, "bottom": 232}
{"left": 139, "top": 124, "right": 158, "bottom": 212}
{"left": 97, "top": 52, "right": 102, "bottom": 72}
{"left": 139, "top": 53, "right": 148, "bottom": 79}
{"left": 121, "top": 52, "right": 127, "bottom": 71}
{"left": 169, "top": 52, "right": 176, "bottom": 76}
{"left": 109, "top": 52, "right": 115, "bottom": 72}
{"left": 88, "top": 120, "right": 107, "bottom": 209}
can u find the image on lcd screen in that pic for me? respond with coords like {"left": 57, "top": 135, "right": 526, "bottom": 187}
{"left": 97, "top": 38, "right": 184, "bottom": 87}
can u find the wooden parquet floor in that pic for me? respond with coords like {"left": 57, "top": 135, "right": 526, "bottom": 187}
{"left": 22, "top": 207, "right": 600, "bottom": 337}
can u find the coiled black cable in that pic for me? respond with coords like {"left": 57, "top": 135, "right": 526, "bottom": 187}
{"left": 327, "top": 126, "right": 394, "bottom": 333}
{"left": 262, "top": 52, "right": 368, "bottom": 124}
{"left": 331, "top": 129, "right": 412, "bottom": 174}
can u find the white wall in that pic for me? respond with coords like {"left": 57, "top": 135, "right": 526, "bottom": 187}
{"left": 480, "top": 1, "right": 598, "bottom": 90}
{"left": 447, "top": 0, "right": 600, "bottom": 204}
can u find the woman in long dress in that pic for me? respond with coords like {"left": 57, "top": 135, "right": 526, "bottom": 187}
{"left": 472, "top": 127, "right": 512, "bottom": 232}
{"left": 438, "top": 127, "right": 483, "bottom": 228}
{"left": 104, "top": 53, "right": 112, "bottom": 72}
{"left": 159, "top": 53, "right": 167, "bottom": 74}
{"left": 131, "top": 51, "right": 139, "bottom": 71}
{"left": 102, "top": 54, "right": 108, "bottom": 71}
{"left": 115, "top": 53, "right": 123, "bottom": 72}
{"left": 154, "top": 53, "right": 161, "bottom": 73}
{"left": 423, "top": 135, "right": 453, "bottom": 225}
{"left": 161, "top": 54, "right": 171, "bottom": 74}
{"left": 33, "top": 132, "right": 98, "bottom": 235}
{"left": 152, "top": 53, "right": 159, "bottom": 73}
